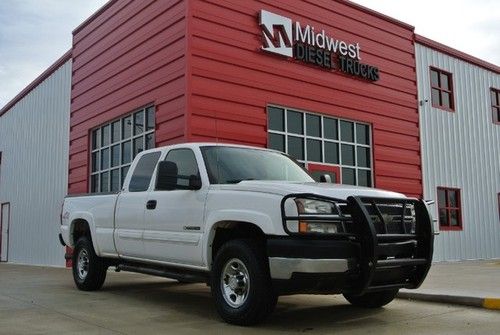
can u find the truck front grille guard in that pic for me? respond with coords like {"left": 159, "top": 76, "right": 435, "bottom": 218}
{"left": 280, "top": 194, "right": 434, "bottom": 295}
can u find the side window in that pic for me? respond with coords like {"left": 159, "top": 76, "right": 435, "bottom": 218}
{"left": 164, "top": 149, "right": 200, "bottom": 189}
{"left": 128, "top": 152, "right": 161, "bottom": 192}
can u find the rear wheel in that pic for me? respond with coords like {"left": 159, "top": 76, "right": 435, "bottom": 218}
{"left": 211, "top": 239, "right": 277, "bottom": 326}
{"left": 72, "top": 237, "right": 107, "bottom": 291}
{"left": 343, "top": 289, "right": 399, "bottom": 308}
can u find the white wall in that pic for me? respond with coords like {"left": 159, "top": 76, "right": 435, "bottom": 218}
{"left": 0, "top": 60, "right": 71, "bottom": 266}
{"left": 416, "top": 43, "right": 500, "bottom": 261}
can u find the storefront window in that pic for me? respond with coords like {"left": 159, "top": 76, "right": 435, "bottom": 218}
{"left": 90, "top": 106, "right": 155, "bottom": 193}
{"left": 267, "top": 106, "right": 372, "bottom": 187}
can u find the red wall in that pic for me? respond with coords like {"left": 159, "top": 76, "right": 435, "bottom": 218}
{"left": 69, "top": 0, "right": 422, "bottom": 198}
{"left": 68, "top": 0, "right": 188, "bottom": 194}
{"left": 188, "top": 0, "right": 422, "bottom": 198}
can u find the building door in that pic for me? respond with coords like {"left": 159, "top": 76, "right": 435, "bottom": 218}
{"left": 307, "top": 163, "right": 340, "bottom": 183}
{"left": 0, "top": 203, "right": 10, "bottom": 262}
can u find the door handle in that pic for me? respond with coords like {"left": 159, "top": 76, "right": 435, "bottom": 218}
{"left": 146, "top": 200, "right": 157, "bottom": 210}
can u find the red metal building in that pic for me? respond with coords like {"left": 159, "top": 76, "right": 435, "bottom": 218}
{"left": 69, "top": 0, "right": 422, "bottom": 198}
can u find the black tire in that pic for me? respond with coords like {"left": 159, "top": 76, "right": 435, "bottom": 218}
{"left": 343, "top": 289, "right": 399, "bottom": 308}
{"left": 72, "top": 237, "right": 107, "bottom": 291}
{"left": 211, "top": 239, "right": 277, "bottom": 326}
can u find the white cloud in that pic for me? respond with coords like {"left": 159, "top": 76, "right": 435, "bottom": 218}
{"left": 0, "top": 0, "right": 107, "bottom": 108}
{"left": 352, "top": 0, "right": 500, "bottom": 65}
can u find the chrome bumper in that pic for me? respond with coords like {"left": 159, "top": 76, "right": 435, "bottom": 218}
{"left": 268, "top": 257, "right": 350, "bottom": 280}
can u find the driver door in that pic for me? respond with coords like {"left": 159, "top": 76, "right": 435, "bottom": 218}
{"left": 143, "top": 148, "right": 207, "bottom": 266}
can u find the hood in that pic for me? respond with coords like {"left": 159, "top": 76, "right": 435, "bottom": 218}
{"left": 215, "top": 181, "right": 406, "bottom": 200}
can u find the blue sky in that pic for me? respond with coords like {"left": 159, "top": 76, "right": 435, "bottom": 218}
{"left": 0, "top": 0, "right": 499, "bottom": 108}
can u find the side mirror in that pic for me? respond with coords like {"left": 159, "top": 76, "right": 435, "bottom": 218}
{"left": 188, "top": 175, "right": 202, "bottom": 190}
{"left": 156, "top": 161, "right": 202, "bottom": 191}
{"left": 319, "top": 174, "right": 332, "bottom": 183}
{"left": 156, "top": 161, "right": 178, "bottom": 190}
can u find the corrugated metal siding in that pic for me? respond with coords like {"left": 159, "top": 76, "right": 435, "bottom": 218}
{"left": 188, "top": 0, "right": 422, "bottom": 198}
{"left": 69, "top": 0, "right": 188, "bottom": 195}
{"left": 416, "top": 43, "right": 500, "bottom": 261}
{"left": 0, "top": 60, "right": 71, "bottom": 266}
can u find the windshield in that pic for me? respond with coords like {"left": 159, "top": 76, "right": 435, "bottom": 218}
{"left": 201, "top": 146, "right": 314, "bottom": 184}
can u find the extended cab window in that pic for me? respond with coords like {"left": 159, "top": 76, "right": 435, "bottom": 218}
{"left": 128, "top": 152, "right": 161, "bottom": 192}
{"left": 164, "top": 149, "right": 200, "bottom": 188}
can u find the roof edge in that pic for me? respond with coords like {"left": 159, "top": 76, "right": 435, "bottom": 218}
{"left": 72, "top": 0, "right": 117, "bottom": 35}
{"left": 0, "top": 49, "right": 72, "bottom": 117}
{"left": 344, "top": 0, "right": 414, "bottom": 31}
{"left": 415, "top": 34, "right": 500, "bottom": 75}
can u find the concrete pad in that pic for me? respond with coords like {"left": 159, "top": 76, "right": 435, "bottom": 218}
{"left": 1, "top": 263, "right": 499, "bottom": 334}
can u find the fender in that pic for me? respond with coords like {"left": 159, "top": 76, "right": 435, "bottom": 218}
{"left": 68, "top": 211, "right": 102, "bottom": 256}
{"left": 202, "top": 209, "right": 278, "bottom": 268}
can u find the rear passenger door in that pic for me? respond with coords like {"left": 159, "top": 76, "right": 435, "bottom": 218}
{"left": 114, "top": 151, "right": 161, "bottom": 258}
{"left": 143, "top": 148, "right": 207, "bottom": 266}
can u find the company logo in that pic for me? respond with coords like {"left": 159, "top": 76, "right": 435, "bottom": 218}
{"left": 259, "top": 10, "right": 293, "bottom": 57}
{"left": 258, "top": 10, "right": 379, "bottom": 81}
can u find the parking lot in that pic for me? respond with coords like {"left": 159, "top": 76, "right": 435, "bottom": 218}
{"left": 0, "top": 263, "right": 498, "bottom": 334}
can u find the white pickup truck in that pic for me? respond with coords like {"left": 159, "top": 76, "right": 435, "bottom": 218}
{"left": 60, "top": 143, "right": 434, "bottom": 325}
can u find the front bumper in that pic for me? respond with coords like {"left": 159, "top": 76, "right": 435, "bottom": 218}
{"left": 269, "top": 195, "right": 434, "bottom": 295}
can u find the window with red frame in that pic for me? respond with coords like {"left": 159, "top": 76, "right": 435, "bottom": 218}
{"left": 437, "top": 187, "right": 462, "bottom": 230}
{"left": 430, "top": 67, "right": 454, "bottom": 111}
{"left": 491, "top": 88, "right": 500, "bottom": 124}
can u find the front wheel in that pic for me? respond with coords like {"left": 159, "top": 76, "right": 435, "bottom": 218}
{"left": 343, "top": 289, "right": 399, "bottom": 308}
{"left": 72, "top": 237, "right": 107, "bottom": 291}
{"left": 211, "top": 239, "right": 277, "bottom": 326}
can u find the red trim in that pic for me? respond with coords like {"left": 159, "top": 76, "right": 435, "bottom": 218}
{"left": 429, "top": 67, "right": 455, "bottom": 112}
{"left": 307, "top": 163, "right": 341, "bottom": 183}
{"left": 437, "top": 187, "right": 463, "bottom": 231}
{"left": 416, "top": 34, "right": 500, "bottom": 75}
{"left": 0, "top": 50, "right": 72, "bottom": 117}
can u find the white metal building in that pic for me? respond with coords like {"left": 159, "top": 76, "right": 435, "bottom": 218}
{"left": 0, "top": 52, "right": 71, "bottom": 266}
{"left": 416, "top": 35, "right": 500, "bottom": 261}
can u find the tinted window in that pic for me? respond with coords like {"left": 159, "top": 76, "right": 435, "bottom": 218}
{"left": 201, "top": 146, "right": 313, "bottom": 184}
{"left": 129, "top": 152, "right": 161, "bottom": 192}
{"left": 165, "top": 149, "right": 200, "bottom": 188}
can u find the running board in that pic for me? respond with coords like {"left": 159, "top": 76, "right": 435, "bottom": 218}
{"left": 116, "top": 262, "right": 209, "bottom": 284}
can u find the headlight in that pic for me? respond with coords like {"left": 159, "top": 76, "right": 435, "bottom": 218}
{"left": 294, "top": 198, "right": 337, "bottom": 214}
{"left": 286, "top": 197, "right": 342, "bottom": 235}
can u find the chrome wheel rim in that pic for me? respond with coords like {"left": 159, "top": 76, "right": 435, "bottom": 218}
{"left": 77, "top": 249, "right": 89, "bottom": 280}
{"left": 220, "top": 258, "right": 250, "bottom": 308}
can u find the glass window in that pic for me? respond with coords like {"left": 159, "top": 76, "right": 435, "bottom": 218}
{"left": 430, "top": 67, "right": 454, "bottom": 111}
{"left": 324, "top": 142, "right": 339, "bottom": 164}
{"left": 341, "top": 144, "right": 355, "bottom": 166}
{"left": 356, "top": 124, "right": 369, "bottom": 145}
{"left": 287, "top": 110, "right": 303, "bottom": 134}
{"left": 491, "top": 88, "right": 500, "bottom": 124}
{"left": 323, "top": 117, "right": 338, "bottom": 140}
{"left": 269, "top": 133, "right": 285, "bottom": 152}
{"left": 164, "top": 149, "right": 200, "bottom": 188}
{"left": 266, "top": 106, "right": 372, "bottom": 187}
{"left": 288, "top": 136, "right": 304, "bottom": 160}
{"left": 437, "top": 187, "right": 462, "bottom": 230}
{"left": 340, "top": 121, "right": 354, "bottom": 142}
{"left": 268, "top": 107, "right": 284, "bottom": 131}
{"left": 306, "top": 139, "right": 321, "bottom": 162}
{"left": 201, "top": 146, "right": 313, "bottom": 184}
{"left": 342, "top": 168, "right": 356, "bottom": 185}
{"left": 306, "top": 114, "right": 321, "bottom": 137}
{"left": 129, "top": 152, "right": 161, "bottom": 192}
{"left": 90, "top": 106, "right": 155, "bottom": 193}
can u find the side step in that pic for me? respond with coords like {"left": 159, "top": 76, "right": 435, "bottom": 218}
{"left": 116, "top": 262, "right": 209, "bottom": 284}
